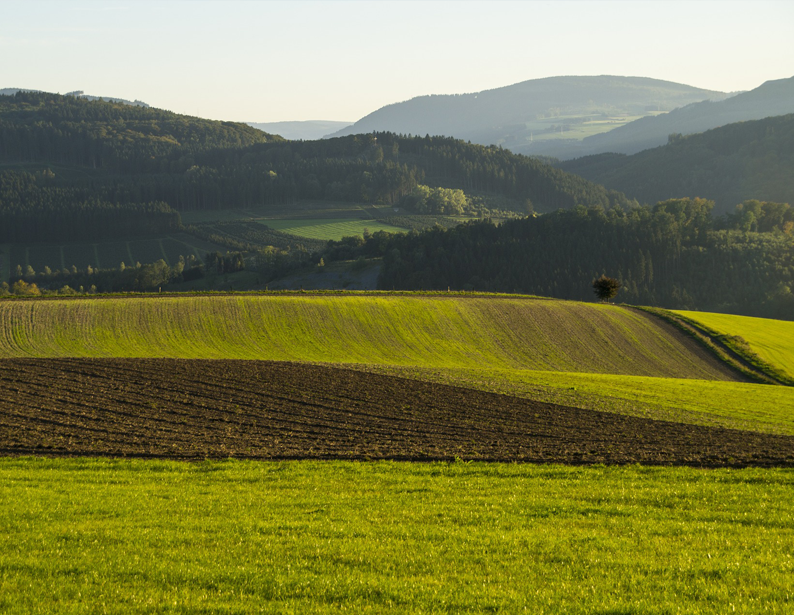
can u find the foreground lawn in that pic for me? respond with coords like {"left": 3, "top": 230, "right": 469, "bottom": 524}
{"left": 1, "top": 459, "right": 792, "bottom": 614}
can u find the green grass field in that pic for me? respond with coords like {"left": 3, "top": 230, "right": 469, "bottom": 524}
{"left": 259, "top": 218, "right": 407, "bottom": 240}
{"left": 2, "top": 294, "right": 793, "bottom": 434}
{"left": 1, "top": 458, "right": 792, "bottom": 614}
{"left": 675, "top": 310, "right": 794, "bottom": 381}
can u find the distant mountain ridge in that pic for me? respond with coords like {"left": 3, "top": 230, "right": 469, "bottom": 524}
{"left": 327, "top": 75, "right": 729, "bottom": 153}
{"left": 558, "top": 76, "right": 794, "bottom": 158}
{"left": 247, "top": 120, "right": 352, "bottom": 141}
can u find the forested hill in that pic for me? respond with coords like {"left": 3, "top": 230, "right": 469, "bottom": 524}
{"left": 0, "top": 91, "right": 636, "bottom": 242}
{"left": 363, "top": 199, "right": 794, "bottom": 320}
{"left": 557, "top": 113, "right": 794, "bottom": 214}
{"left": 0, "top": 91, "right": 282, "bottom": 173}
{"left": 568, "top": 76, "right": 794, "bottom": 157}
{"left": 327, "top": 76, "right": 726, "bottom": 144}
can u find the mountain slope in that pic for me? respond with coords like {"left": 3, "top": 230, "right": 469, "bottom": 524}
{"left": 327, "top": 76, "right": 726, "bottom": 148}
{"left": 557, "top": 113, "right": 794, "bottom": 211}
{"left": 564, "top": 76, "right": 794, "bottom": 157}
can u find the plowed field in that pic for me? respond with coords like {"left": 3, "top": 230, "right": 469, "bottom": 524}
{"left": 2, "top": 359, "right": 792, "bottom": 467}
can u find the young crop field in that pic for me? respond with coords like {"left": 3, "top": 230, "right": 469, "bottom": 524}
{"left": 259, "top": 218, "right": 408, "bottom": 240}
{"left": 1, "top": 458, "right": 792, "bottom": 613}
{"left": 0, "top": 295, "right": 738, "bottom": 379}
{"left": 675, "top": 310, "right": 794, "bottom": 381}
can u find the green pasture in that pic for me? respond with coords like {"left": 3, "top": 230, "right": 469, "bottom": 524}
{"left": 259, "top": 218, "right": 407, "bottom": 240}
{"left": 518, "top": 113, "right": 663, "bottom": 143}
{"left": 675, "top": 310, "right": 794, "bottom": 381}
{"left": 1, "top": 458, "right": 792, "bottom": 614}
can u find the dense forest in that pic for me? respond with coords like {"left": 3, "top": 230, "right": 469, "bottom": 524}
{"left": 320, "top": 198, "right": 794, "bottom": 319}
{"left": 0, "top": 92, "right": 635, "bottom": 243}
{"left": 558, "top": 113, "right": 794, "bottom": 213}
{"left": 0, "top": 170, "right": 180, "bottom": 242}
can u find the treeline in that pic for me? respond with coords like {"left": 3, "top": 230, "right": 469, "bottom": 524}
{"left": 315, "top": 198, "right": 794, "bottom": 319}
{"left": 7, "top": 249, "right": 247, "bottom": 294}
{"left": 0, "top": 170, "right": 181, "bottom": 242}
{"left": 8, "top": 257, "right": 197, "bottom": 294}
{"left": 558, "top": 113, "right": 794, "bottom": 214}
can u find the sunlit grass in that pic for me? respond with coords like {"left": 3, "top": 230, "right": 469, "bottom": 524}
{"left": 675, "top": 310, "right": 794, "bottom": 381}
{"left": 0, "top": 458, "right": 791, "bottom": 614}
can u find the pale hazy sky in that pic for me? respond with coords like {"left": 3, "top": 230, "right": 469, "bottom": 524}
{"left": 2, "top": 1, "right": 793, "bottom": 123}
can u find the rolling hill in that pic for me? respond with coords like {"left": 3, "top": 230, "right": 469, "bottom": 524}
{"left": 0, "top": 294, "right": 735, "bottom": 378}
{"left": 327, "top": 76, "right": 727, "bottom": 152}
{"left": 557, "top": 113, "right": 794, "bottom": 212}
{"left": 4, "top": 292, "right": 794, "bottom": 437}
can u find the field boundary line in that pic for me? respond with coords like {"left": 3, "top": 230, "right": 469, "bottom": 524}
{"left": 632, "top": 306, "right": 790, "bottom": 386}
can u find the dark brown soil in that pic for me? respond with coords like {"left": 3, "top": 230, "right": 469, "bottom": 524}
{"left": 1, "top": 358, "right": 792, "bottom": 467}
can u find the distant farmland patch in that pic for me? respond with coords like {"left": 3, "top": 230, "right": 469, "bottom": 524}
{"left": 259, "top": 218, "right": 407, "bottom": 240}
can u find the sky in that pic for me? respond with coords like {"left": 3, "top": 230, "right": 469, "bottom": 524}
{"left": 2, "top": 0, "right": 793, "bottom": 123}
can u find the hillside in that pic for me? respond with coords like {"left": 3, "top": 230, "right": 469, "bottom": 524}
{"left": 0, "top": 90, "right": 280, "bottom": 172}
{"left": 557, "top": 113, "right": 794, "bottom": 212}
{"left": 0, "top": 92, "right": 636, "bottom": 248}
{"left": 0, "top": 294, "right": 735, "bottom": 380}
{"left": 562, "top": 75, "right": 794, "bottom": 158}
{"left": 327, "top": 76, "right": 726, "bottom": 154}
{"left": 673, "top": 310, "right": 794, "bottom": 382}
{"left": 3, "top": 294, "right": 794, "bottom": 437}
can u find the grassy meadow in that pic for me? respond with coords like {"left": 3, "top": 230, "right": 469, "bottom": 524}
{"left": 1, "top": 458, "right": 792, "bottom": 614}
{"left": 675, "top": 310, "right": 794, "bottom": 381}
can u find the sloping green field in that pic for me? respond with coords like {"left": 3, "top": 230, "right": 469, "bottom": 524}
{"left": 0, "top": 295, "right": 734, "bottom": 379}
{"left": 675, "top": 310, "right": 794, "bottom": 381}
{"left": 2, "top": 294, "right": 792, "bottom": 433}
